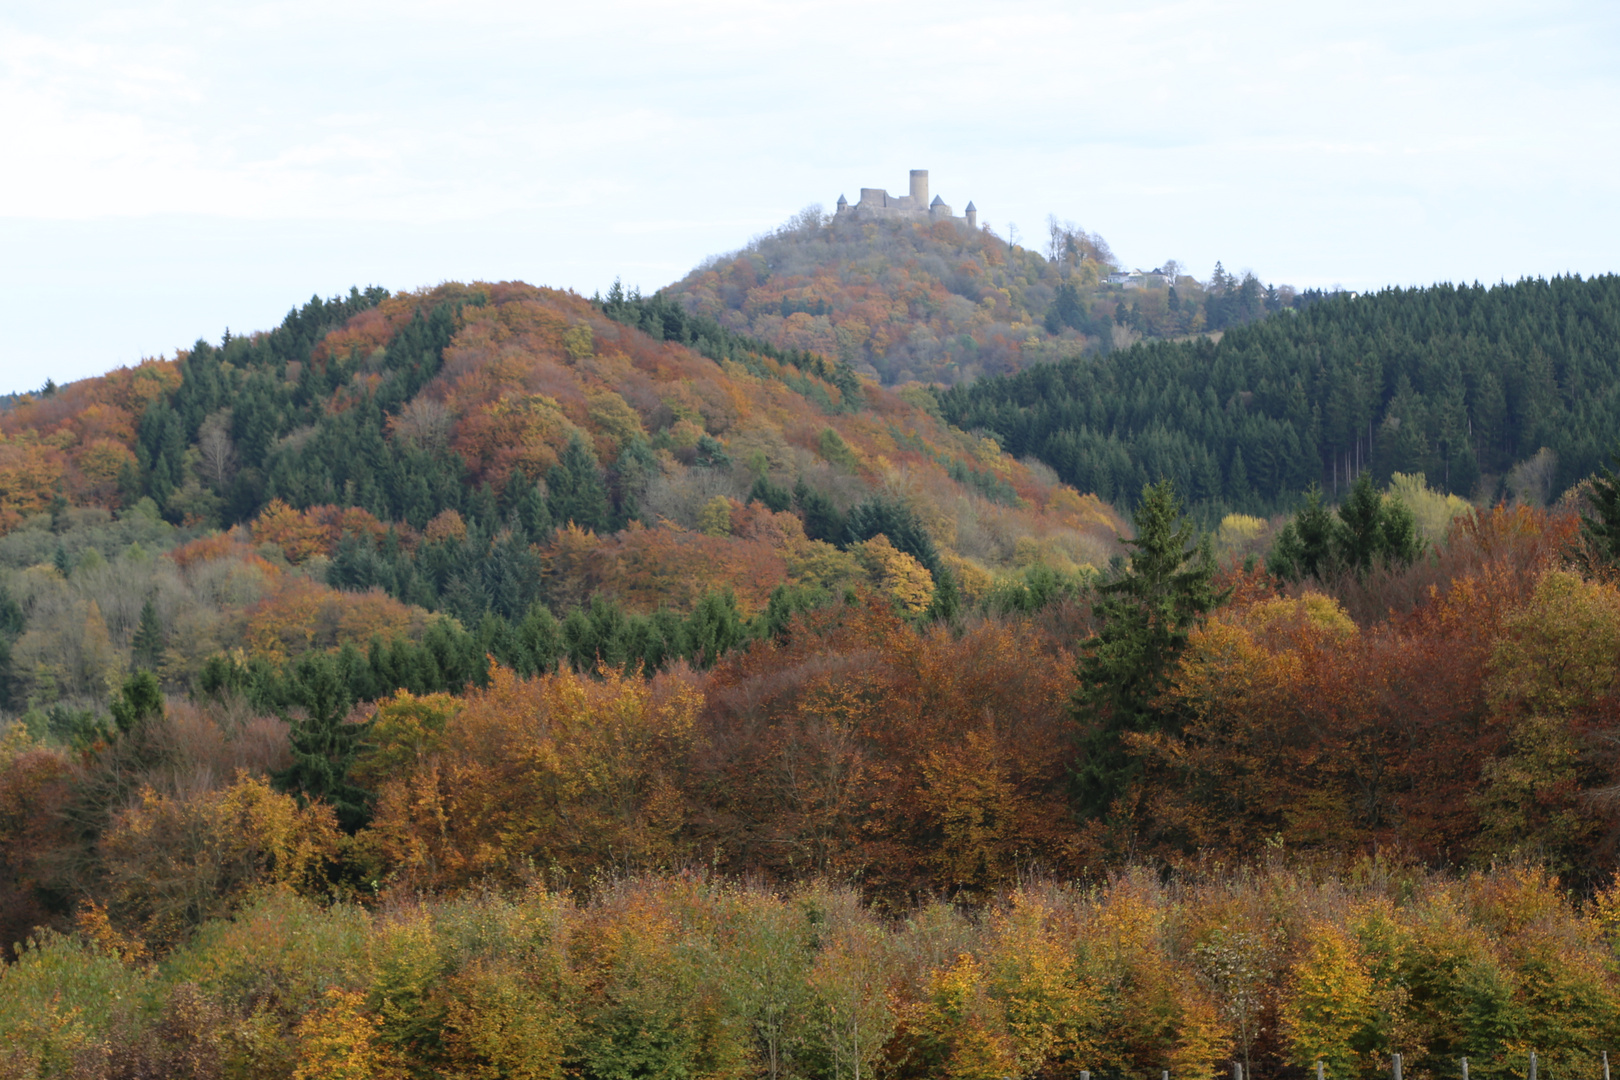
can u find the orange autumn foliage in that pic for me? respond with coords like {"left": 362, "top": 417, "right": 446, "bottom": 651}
{"left": 243, "top": 577, "right": 421, "bottom": 662}
{"left": 694, "top": 602, "right": 1079, "bottom": 899}
{"left": 546, "top": 520, "right": 790, "bottom": 617}
{"left": 1132, "top": 503, "right": 1608, "bottom": 865}
{"left": 363, "top": 665, "right": 702, "bottom": 891}
{"left": 250, "top": 500, "right": 389, "bottom": 564}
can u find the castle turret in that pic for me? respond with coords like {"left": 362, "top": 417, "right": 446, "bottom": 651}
{"left": 928, "top": 194, "right": 952, "bottom": 221}
{"left": 836, "top": 193, "right": 849, "bottom": 215}
{"left": 910, "top": 170, "right": 929, "bottom": 206}
{"left": 965, "top": 200, "right": 977, "bottom": 229}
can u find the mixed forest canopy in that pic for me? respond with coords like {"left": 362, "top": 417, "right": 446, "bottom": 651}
{"left": 5, "top": 242, "right": 1620, "bottom": 1076}
{"left": 940, "top": 274, "right": 1620, "bottom": 517}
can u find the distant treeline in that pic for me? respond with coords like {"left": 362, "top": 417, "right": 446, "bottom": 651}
{"left": 940, "top": 275, "right": 1620, "bottom": 515}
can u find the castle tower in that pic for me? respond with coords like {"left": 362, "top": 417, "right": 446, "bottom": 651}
{"left": 965, "top": 200, "right": 977, "bottom": 229}
{"left": 836, "top": 193, "right": 849, "bottom": 216}
{"left": 929, "top": 194, "right": 952, "bottom": 221}
{"left": 910, "top": 170, "right": 929, "bottom": 206}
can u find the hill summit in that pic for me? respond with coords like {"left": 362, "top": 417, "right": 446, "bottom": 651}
{"left": 662, "top": 182, "right": 1321, "bottom": 386}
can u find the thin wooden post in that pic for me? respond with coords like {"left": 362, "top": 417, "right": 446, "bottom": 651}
{"left": 1393, "top": 1053, "right": 1403, "bottom": 1080}
{"left": 1528, "top": 1052, "right": 1537, "bottom": 1080}
{"left": 1317, "top": 1062, "right": 1325, "bottom": 1080}
{"left": 1603, "top": 1050, "right": 1610, "bottom": 1080}
{"left": 1080, "top": 1072, "right": 1089, "bottom": 1080}
{"left": 1461, "top": 1057, "right": 1469, "bottom": 1080}
{"left": 1233, "top": 1064, "right": 1243, "bottom": 1080}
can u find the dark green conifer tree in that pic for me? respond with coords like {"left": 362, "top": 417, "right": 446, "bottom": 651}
{"left": 110, "top": 670, "right": 165, "bottom": 735}
{"left": 1580, "top": 446, "right": 1620, "bottom": 569}
{"left": 272, "top": 652, "right": 370, "bottom": 832}
{"left": 1070, "top": 479, "right": 1223, "bottom": 821}
{"left": 793, "top": 479, "right": 845, "bottom": 544}
{"left": 844, "top": 497, "right": 941, "bottom": 575}
{"left": 547, "top": 434, "right": 610, "bottom": 532}
{"left": 131, "top": 598, "right": 165, "bottom": 671}
{"left": 1335, "top": 472, "right": 1421, "bottom": 573}
{"left": 1267, "top": 487, "right": 1338, "bottom": 581}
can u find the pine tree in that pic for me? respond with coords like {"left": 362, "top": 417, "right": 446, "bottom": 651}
{"left": 1071, "top": 479, "right": 1223, "bottom": 820}
{"left": 131, "top": 597, "right": 165, "bottom": 670}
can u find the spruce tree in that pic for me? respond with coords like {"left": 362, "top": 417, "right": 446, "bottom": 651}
{"left": 110, "top": 670, "right": 165, "bottom": 735}
{"left": 131, "top": 597, "right": 165, "bottom": 670}
{"left": 1071, "top": 479, "right": 1223, "bottom": 820}
{"left": 1335, "top": 472, "right": 1421, "bottom": 573}
{"left": 1580, "top": 446, "right": 1620, "bottom": 569}
{"left": 844, "top": 497, "right": 941, "bottom": 575}
{"left": 272, "top": 652, "right": 370, "bottom": 832}
{"left": 1267, "top": 487, "right": 1338, "bottom": 581}
{"left": 793, "top": 479, "right": 845, "bottom": 544}
{"left": 547, "top": 434, "right": 610, "bottom": 532}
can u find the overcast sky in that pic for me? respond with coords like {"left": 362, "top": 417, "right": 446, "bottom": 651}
{"left": 3, "top": 0, "right": 1617, "bottom": 393}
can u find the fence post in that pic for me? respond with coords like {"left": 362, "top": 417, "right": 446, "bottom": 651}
{"left": 1317, "top": 1061, "right": 1325, "bottom": 1080}
{"left": 1528, "top": 1052, "right": 1537, "bottom": 1080}
{"left": 1603, "top": 1050, "right": 1610, "bottom": 1080}
{"left": 1233, "top": 1064, "right": 1243, "bottom": 1080}
{"left": 1461, "top": 1057, "right": 1469, "bottom": 1080}
{"left": 1393, "top": 1053, "right": 1403, "bottom": 1080}
{"left": 1080, "top": 1072, "right": 1089, "bottom": 1080}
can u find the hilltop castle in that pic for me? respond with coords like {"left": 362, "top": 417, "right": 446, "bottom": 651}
{"left": 834, "top": 170, "right": 977, "bottom": 228}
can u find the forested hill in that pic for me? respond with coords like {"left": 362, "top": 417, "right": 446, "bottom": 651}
{"left": 661, "top": 209, "right": 1311, "bottom": 386}
{"left": 938, "top": 274, "right": 1620, "bottom": 515}
{"left": 0, "top": 280, "right": 1124, "bottom": 716}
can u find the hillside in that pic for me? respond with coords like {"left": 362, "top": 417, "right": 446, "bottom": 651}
{"left": 940, "top": 274, "right": 1620, "bottom": 516}
{"left": 0, "top": 280, "right": 1123, "bottom": 714}
{"left": 6, "top": 272, "right": 1620, "bottom": 1074}
{"left": 661, "top": 209, "right": 1313, "bottom": 386}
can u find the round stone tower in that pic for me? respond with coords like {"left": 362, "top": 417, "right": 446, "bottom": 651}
{"left": 910, "top": 170, "right": 929, "bottom": 207}
{"left": 965, "top": 200, "right": 977, "bottom": 229}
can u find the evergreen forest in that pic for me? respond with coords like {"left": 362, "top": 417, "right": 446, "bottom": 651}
{"left": 939, "top": 275, "right": 1620, "bottom": 516}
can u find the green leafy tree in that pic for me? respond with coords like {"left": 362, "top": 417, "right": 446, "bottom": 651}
{"left": 1071, "top": 479, "right": 1223, "bottom": 820}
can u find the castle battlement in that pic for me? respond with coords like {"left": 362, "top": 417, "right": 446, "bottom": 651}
{"left": 835, "top": 170, "right": 978, "bottom": 229}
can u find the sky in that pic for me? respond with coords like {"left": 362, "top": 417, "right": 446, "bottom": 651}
{"left": 2, "top": 0, "right": 1617, "bottom": 393}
